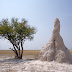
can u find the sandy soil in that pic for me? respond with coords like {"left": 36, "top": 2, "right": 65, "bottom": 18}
{"left": 0, "top": 55, "right": 72, "bottom": 72}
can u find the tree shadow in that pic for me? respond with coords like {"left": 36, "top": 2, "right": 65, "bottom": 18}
{"left": 0, "top": 58, "right": 36, "bottom": 64}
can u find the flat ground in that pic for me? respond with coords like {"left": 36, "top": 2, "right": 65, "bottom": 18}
{"left": 70, "top": 50, "right": 72, "bottom": 53}
{"left": 0, "top": 54, "right": 72, "bottom": 72}
{"left": 0, "top": 50, "right": 40, "bottom": 55}
{"left": 0, "top": 50, "right": 72, "bottom": 55}
{"left": 0, "top": 50, "right": 72, "bottom": 72}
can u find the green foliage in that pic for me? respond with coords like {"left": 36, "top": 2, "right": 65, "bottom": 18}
{"left": 0, "top": 18, "right": 36, "bottom": 45}
{"left": 0, "top": 18, "right": 36, "bottom": 59}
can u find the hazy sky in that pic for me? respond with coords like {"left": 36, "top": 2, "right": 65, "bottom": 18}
{"left": 0, "top": 0, "right": 72, "bottom": 50}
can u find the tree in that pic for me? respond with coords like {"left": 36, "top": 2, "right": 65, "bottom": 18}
{"left": 0, "top": 18, "right": 36, "bottom": 59}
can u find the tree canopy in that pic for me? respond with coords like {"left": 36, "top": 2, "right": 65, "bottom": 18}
{"left": 0, "top": 18, "right": 36, "bottom": 59}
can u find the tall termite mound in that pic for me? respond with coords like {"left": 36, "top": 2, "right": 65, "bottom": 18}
{"left": 39, "top": 18, "right": 72, "bottom": 63}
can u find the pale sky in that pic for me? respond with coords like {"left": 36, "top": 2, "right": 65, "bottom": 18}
{"left": 0, "top": 0, "right": 72, "bottom": 50}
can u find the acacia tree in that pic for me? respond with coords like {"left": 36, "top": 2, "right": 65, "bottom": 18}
{"left": 0, "top": 18, "right": 36, "bottom": 59}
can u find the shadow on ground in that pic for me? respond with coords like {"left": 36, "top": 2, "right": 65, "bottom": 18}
{"left": 0, "top": 58, "right": 36, "bottom": 64}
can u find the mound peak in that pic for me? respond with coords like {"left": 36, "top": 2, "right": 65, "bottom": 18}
{"left": 39, "top": 18, "right": 72, "bottom": 63}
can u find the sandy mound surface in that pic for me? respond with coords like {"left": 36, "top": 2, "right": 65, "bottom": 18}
{"left": 40, "top": 18, "right": 72, "bottom": 63}
{"left": 24, "top": 60, "right": 72, "bottom": 72}
{"left": 0, "top": 55, "right": 72, "bottom": 72}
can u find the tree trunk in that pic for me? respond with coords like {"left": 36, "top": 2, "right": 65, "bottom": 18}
{"left": 10, "top": 40, "right": 24, "bottom": 59}
{"left": 8, "top": 36, "right": 24, "bottom": 59}
{"left": 18, "top": 46, "right": 20, "bottom": 58}
{"left": 20, "top": 41, "right": 23, "bottom": 59}
{"left": 13, "top": 41, "right": 23, "bottom": 59}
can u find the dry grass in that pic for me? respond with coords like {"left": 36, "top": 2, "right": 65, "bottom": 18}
{"left": 0, "top": 50, "right": 40, "bottom": 55}
{"left": 70, "top": 50, "right": 72, "bottom": 53}
{"left": 0, "top": 50, "right": 72, "bottom": 56}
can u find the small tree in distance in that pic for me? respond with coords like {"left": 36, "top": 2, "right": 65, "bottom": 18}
{"left": 0, "top": 18, "right": 36, "bottom": 59}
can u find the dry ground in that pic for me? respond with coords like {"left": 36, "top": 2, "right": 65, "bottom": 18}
{"left": 70, "top": 50, "right": 72, "bottom": 53}
{"left": 0, "top": 55, "right": 72, "bottom": 72}
{"left": 0, "top": 50, "right": 72, "bottom": 72}
{"left": 0, "top": 50, "right": 40, "bottom": 55}
{"left": 0, "top": 50, "right": 72, "bottom": 55}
